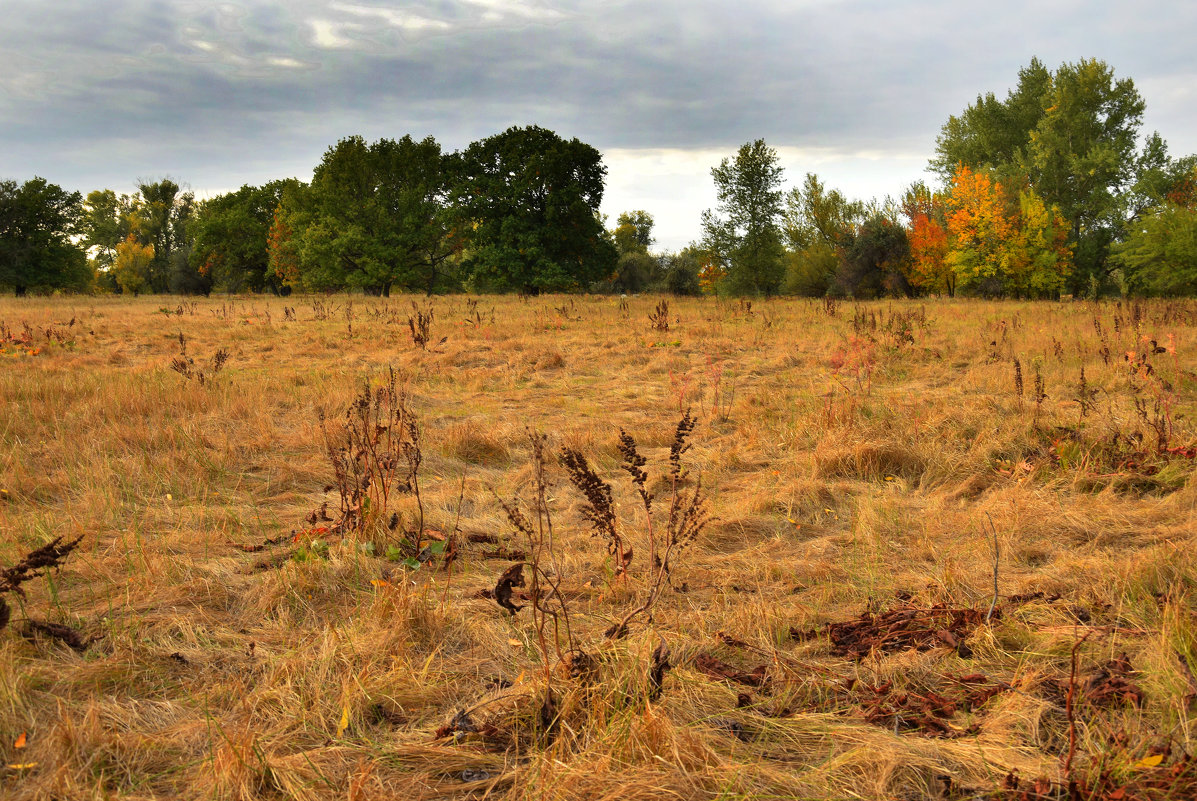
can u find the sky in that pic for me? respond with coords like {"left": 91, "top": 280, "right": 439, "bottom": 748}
{"left": 2, "top": 0, "right": 1195, "bottom": 252}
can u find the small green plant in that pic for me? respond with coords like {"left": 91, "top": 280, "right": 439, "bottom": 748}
{"left": 292, "top": 538, "right": 330, "bottom": 563}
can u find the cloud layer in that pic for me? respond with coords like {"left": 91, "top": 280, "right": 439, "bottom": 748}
{"left": 3, "top": 0, "right": 1194, "bottom": 250}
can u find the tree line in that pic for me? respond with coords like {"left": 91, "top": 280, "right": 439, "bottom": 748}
{"left": 701, "top": 58, "right": 1197, "bottom": 299}
{"left": 3, "top": 58, "right": 1195, "bottom": 298}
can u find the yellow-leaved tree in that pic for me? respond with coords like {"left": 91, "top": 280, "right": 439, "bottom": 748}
{"left": 1006, "top": 188, "right": 1072, "bottom": 297}
{"left": 113, "top": 234, "right": 154, "bottom": 296}
{"left": 944, "top": 165, "right": 1016, "bottom": 292}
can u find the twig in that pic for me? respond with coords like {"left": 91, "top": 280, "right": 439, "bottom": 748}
{"left": 1065, "top": 628, "right": 1093, "bottom": 778}
{"left": 985, "top": 512, "right": 1000, "bottom": 624}
{"left": 440, "top": 475, "right": 467, "bottom": 611}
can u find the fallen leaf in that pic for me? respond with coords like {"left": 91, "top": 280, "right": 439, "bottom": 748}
{"left": 1131, "top": 753, "right": 1164, "bottom": 769}
{"left": 6, "top": 763, "right": 36, "bottom": 770}
{"left": 336, "top": 706, "right": 350, "bottom": 738}
{"left": 507, "top": 638, "right": 522, "bottom": 647}
{"left": 14, "top": 732, "right": 26, "bottom": 749}
{"left": 494, "top": 563, "right": 525, "bottom": 616}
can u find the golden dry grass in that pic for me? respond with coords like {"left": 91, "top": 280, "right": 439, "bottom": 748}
{"left": 0, "top": 294, "right": 1195, "bottom": 800}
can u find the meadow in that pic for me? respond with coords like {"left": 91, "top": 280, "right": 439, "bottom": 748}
{"left": 1, "top": 293, "right": 1195, "bottom": 800}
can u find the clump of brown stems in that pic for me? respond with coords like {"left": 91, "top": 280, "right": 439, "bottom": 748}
{"left": 169, "top": 332, "right": 229, "bottom": 385}
{"left": 310, "top": 298, "right": 335, "bottom": 321}
{"left": 1077, "top": 366, "right": 1097, "bottom": 421}
{"left": 408, "top": 301, "right": 444, "bottom": 349}
{"left": 562, "top": 410, "right": 710, "bottom": 639}
{"left": 319, "top": 368, "right": 425, "bottom": 558}
{"left": 1032, "top": 361, "right": 1047, "bottom": 425}
{"left": 648, "top": 299, "right": 670, "bottom": 331}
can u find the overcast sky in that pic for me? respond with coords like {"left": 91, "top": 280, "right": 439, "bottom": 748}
{"left": 2, "top": 0, "right": 1195, "bottom": 251}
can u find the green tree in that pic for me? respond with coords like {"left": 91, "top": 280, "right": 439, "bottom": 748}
{"left": 701, "top": 139, "right": 786, "bottom": 295}
{"left": 782, "top": 173, "right": 863, "bottom": 295}
{"left": 453, "top": 125, "right": 616, "bottom": 293}
{"left": 289, "top": 135, "right": 458, "bottom": 295}
{"left": 930, "top": 57, "right": 1052, "bottom": 182}
{"left": 835, "top": 214, "right": 911, "bottom": 298}
{"left": 931, "top": 58, "right": 1190, "bottom": 294}
{"left": 783, "top": 173, "right": 864, "bottom": 250}
{"left": 1025, "top": 59, "right": 1145, "bottom": 291}
{"left": 655, "top": 247, "right": 703, "bottom": 296}
{"left": 1113, "top": 203, "right": 1197, "bottom": 295}
{"left": 136, "top": 178, "right": 197, "bottom": 293}
{"left": 782, "top": 243, "right": 839, "bottom": 296}
{"left": 609, "top": 210, "right": 657, "bottom": 292}
{"left": 80, "top": 189, "right": 139, "bottom": 276}
{"left": 190, "top": 180, "right": 300, "bottom": 293}
{"left": 166, "top": 193, "right": 205, "bottom": 295}
{"left": 0, "top": 177, "right": 90, "bottom": 296}
{"left": 613, "top": 210, "right": 654, "bottom": 255}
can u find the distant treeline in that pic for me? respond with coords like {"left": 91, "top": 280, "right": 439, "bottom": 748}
{"left": 3, "top": 58, "right": 1195, "bottom": 298}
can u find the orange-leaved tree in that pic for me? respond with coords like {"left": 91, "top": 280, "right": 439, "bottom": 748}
{"left": 902, "top": 182, "right": 953, "bottom": 296}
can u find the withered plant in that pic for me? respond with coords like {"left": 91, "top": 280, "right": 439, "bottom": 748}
{"left": 169, "top": 332, "right": 229, "bottom": 385}
{"left": 562, "top": 410, "right": 710, "bottom": 639}
{"left": 319, "top": 368, "right": 426, "bottom": 558}
{"left": 495, "top": 432, "right": 577, "bottom": 673}
{"left": 1032, "top": 361, "right": 1047, "bottom": 425}
{"left": 559, "top": 447, "right": 626, "bottom": 578}
{"left": 648, "top": 299, "right": 670, "bottom": 331}
{"left": 310, "top": 298, "right": 334, "bottom": 321}
{"left": 408, "top": 301, "right": 442, "bottom": 349}
{"left": 703, "top": 355, "right": 737, "bottom": 422}
{"left": 1077, "top": 366, "right": 1097, "bottom": 421}
{"left": 1, "top": 535, "right": 87, "bottom": 649}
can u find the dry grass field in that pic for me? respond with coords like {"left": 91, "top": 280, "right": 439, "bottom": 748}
{"left": 1, "top": 294, "right": 1196, "bottom": 800}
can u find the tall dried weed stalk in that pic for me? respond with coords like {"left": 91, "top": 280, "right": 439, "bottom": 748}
{"left": 563, "top": 410, "right": 710, "bottom": 639}
{"left": 319, "top": 368, "right": 425, "bottom": 557}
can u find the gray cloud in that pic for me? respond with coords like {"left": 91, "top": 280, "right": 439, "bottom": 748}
{"left": 2, "top": 0, "right": 1195, "bottom": 249}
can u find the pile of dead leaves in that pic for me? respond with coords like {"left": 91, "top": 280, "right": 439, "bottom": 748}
{"left": 1044, "top": 654, "right": 1145, "bottom": 710}
{"left": 694, "top": 634, "right": 1012, "bottom": 739}
{"left": 851, "top": 673, "right": 1009, "bottom": 738}
{"left": 792, "top": 602, "right": 988, "bottom": 659}
{"left": 694, "top": 653, "right": 770, "bottom": 687}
